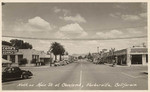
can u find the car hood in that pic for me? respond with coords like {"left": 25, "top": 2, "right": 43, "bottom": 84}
{"left": 21, "top": 70, "right": 33, "bottom": 76}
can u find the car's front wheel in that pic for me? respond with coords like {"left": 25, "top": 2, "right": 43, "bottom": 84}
{"left": 22, "top": 74, "right": 29, "bottom": 79}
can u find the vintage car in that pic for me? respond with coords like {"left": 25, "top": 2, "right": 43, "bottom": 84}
{"left": 2, "top": 67, "right": 33, "bottom": 82}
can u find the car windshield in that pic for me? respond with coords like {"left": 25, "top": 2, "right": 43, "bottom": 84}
{"left": 3, "top": 67, "right": 10, "bottom": 72}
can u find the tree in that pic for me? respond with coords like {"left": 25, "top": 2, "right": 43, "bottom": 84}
{"left": 78, "top": 56, "right": 83, "bottom": 59}
{"left": 109, "top": 48, "right": 115, "bottom": 62}
{"left": 19, "top": 58, "right": 28, "bottom": 66}
{"left": 10, "top": 39, "right": 32, "bottom": 49}
{"left": 65, "top": 52, "right": 69, "bottom": 55}
{"left": 59, "top": 45, "right": 65, "bottom": 61}
{"left": 50, "top": 42, "right": 62, "bottom": 61}
{"left": 22, "top": 42, "right": 32, "bottom": 49}
{"left": 87, "top": 52, "right": 93, "bottom": 60}
{"left": 2, "top": 41, "right": 12, "bottom": 46}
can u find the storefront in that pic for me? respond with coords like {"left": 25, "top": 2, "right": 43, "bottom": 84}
{"left": 130, "top": 47, "right": 148, "bottom": 65}
{"left": 102, "top": 47, "right": 148, "bottom": 66}
{"left": 114, "top": 49, "right": 127, "bottom": 65}
{"left": 2, "top": 45, "right": 50, "bottom": 66}
{"left": 2, "top": 45, "right": 18, "bottom": 64}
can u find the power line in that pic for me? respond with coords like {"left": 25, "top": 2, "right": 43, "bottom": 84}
{"left": 85, "top": 25, "right": 146, "bottom": 31}
{"left": 2, "top": 35, "right": 147, "bottom": 41}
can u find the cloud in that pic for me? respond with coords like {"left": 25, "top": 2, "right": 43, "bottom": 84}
{"left": 53, "top": 7, "right": 61, "bottom": 13}
{"left": 96, "top": 30, "right": 123, "bottom": 38}
{"left": 60, "top": 23, "right": 83, "bottom": 33}
{"left": 28, "top": 17, "right": 53, "bottom": 30}
{"left": 95, "top": 26, "right": 147, "bottom": 39}
{"left": 110, "top": 12, "right": 146, "bottom": 21}
{"left": 54, "top": 31, "right": 70, "bottom": 39}
{"left": 13, "top": 16, "right": 54, "bottom": 32}
{"left": 121, "top": 15, "right": 141, "bottom": 21}
{"left": 110, "top": 13, "right": 141, "bottom": 21}
{"left": 59, "top": 14, "right": 86, "bottom": 23}
{"left": 53, "top": 7, "right": 70, "bottom": 16}
{"left": 57, "top": 23, "right": 88, "bottom": 38}
{"left": 109, "top": 12, "right": 121, "bottom": 18}
{"left": 125, "top": 27, "right": 147, "bottom": 36}
{"left": 113, "top": 4, "right": 127, "bottom": 9}
{"left": 53, "top": 7, "right": 86, "bottom": 23}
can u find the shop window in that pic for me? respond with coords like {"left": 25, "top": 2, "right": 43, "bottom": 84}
{"left": 146, "top": 55, "right": 148, "bottom": 63}
{"left": 131, "top": 55, "right": 142, "bottom": 64}
{"left": 18, "top": 55, "right": 23, "bottom": 63}
{"left": 10, "top": 55, "right": 15, "bottom": 63}
{"left": 2, "top": 55, "right": 7, "bottom": 60}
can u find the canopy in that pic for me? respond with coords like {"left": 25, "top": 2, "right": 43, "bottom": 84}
{"left": 2, "top": 59, "right": 12, "bottom": 64}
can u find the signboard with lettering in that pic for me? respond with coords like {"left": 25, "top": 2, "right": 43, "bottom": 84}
{"left": 130, "top": 48, "right": 147, "bottom": 54}
{"left": 2, "top": 45, "right": 18, "bottom": 55}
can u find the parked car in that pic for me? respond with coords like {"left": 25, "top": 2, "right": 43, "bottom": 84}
{"left": 2, "top": 67, "right": 33, "bottom": 82}
{"left": 54, "top": 62, "right": 61, "bottom": 66}
{"left": 60, "top": 61, "right": 65, "bottom": 66}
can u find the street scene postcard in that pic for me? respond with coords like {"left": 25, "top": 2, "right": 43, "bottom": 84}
{"left": 1, "top": 1, "right": 149, "bottom": 91}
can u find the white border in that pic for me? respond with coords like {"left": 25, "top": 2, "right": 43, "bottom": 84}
{"left": 0, "top": 0, "right": 149, "bottom": 92}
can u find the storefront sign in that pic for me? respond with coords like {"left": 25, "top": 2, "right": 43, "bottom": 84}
{"left": 2, "top": 45, "right": 17, "bottom": 55}
{"left": 130, "top": 48, "right": 147, "bottom": 54}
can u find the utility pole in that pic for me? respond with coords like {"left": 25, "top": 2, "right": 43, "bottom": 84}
{"left": 97, "top": 47, "right": 99, "bottom": 54}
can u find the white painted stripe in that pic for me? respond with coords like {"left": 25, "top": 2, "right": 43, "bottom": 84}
{"left": 121, "top": 72, "right": 137, "bottom": 78}
{"left": 80, "top": 70, "right": 82, "bottom": 84}
{"left": 79, "top": 70, "right": 83, "bottom": 90}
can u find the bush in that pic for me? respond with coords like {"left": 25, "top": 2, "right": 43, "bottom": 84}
{"left": 19, "top": 58, "right": 28, "bottom": 65}
{"left": 31, "top": 59, "right": 36, "bottom": 64}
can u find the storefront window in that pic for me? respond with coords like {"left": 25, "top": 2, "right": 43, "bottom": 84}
{"left": 131, "top": 55, "right": 142, "bottom": 64}
{"left": 10, "top": 55, "right": 15, "bottom": 63}
{"left": 2, "top": 55, "right": 7, "bottom": 60}
{"left": 146, "top": 55, "right": 148, "bottom": 63}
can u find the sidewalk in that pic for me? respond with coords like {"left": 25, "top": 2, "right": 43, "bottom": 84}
{"left": 20, "top": 65, "right": 51, "bottom": 69}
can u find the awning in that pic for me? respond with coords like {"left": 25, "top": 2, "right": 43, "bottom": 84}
{"left": 2, "top": 59, "right": 12, "bottom": 64}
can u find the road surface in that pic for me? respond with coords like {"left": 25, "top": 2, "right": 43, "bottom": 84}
{"left": 2, "top": 59, "right": 148, "bottom": 90}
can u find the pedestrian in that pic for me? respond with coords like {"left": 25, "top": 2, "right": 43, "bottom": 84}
{"left": 112, "top": 59, "right": 116, "bottom": 67}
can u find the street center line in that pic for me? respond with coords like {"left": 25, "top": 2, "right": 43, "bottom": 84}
{"left": 121, "top": 72, "right": 137, "bottom": 78}
{"left": 79, "top": 70, "right": 83, "bottom": 90}
{"left": 80, "top": 70, "right": 82, "bottom": 84}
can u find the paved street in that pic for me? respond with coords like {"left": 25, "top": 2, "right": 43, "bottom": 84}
{"left": 2, "top": 60, "right": 148, "bottom": 90}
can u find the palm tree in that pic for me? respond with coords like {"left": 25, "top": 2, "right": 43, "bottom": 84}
{"left": 50, "top": 42, "right": 66, "bottom": 61}
{"left": 109, "top": 48, "right": 115, "bottom": 63}
{"left": 59, "top": 45, "right": 65, "bottom": 61}
{"left": 50, "top": 42, "right": 61, "bottom": 61}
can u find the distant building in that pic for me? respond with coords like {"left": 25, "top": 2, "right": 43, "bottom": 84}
{"left": 91, "top": 53, "right": 100, "bottom": 63}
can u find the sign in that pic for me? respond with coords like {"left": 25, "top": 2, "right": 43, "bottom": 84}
{"left": 130, "top": 48, "right": 147, "bottom": 54}
{"left": 2, "top": 45, "right": 17, "bottom": 55}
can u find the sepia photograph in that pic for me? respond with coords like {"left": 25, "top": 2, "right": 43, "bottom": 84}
{"left": 1, "top": 1, "right": 148, "bottom": 90}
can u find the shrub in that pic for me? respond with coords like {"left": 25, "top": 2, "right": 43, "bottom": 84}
{"left": 31, "top": 59, "right": 36, "bottom": 64}
{"left": 19, "top": 58, "right": 28, "bottom": 65}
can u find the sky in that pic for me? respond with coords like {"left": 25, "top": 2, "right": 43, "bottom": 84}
{"left": 2, "top": 3, "right": 147, "bottom": 54}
